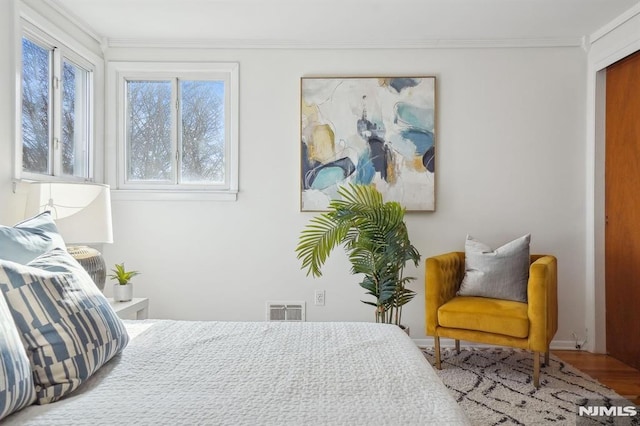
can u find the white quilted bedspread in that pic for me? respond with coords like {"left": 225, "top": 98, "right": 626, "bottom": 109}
{"left": 5, "top": 320, "right": 470, "bottom": 425}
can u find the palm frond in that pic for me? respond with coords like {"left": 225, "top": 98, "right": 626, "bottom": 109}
{"left": 295, "top": 213, "right": 350, "bottom": 277}
{"left": 392, "top": 286, "right": 416, "bottom": 307}
{"left": 296, "top": 183, "right": 421, "bottom": 325}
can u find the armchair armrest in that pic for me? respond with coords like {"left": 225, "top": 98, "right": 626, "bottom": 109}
{"left": 527, "top": 255, "right": 558, "bottom": 352}
{"left": 425, "top": 252, "right": 465, "bottom": 335}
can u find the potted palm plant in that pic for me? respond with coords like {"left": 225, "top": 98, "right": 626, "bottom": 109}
{"left": 109, "top": 263, "right": 140, "bottom": 302}
{"left": 296, "top": 184, "right": 420, "bottom": 327}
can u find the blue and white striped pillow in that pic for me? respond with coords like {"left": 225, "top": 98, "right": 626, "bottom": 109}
{"left": 0, "top": 248, "right": 129, "bottom": 404}
{"left": 0, "top": 293, "right": 36, "bottom": 419}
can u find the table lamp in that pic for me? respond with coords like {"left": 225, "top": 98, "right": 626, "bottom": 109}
{"left": 24, "top": 182, "right": 113, "bottom": 291}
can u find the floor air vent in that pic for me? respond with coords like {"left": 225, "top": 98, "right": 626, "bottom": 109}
{"left": 266, "top": 301, "right": 305, "bottom": 322}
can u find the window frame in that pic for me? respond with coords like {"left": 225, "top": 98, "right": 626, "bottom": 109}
{"left": 18, "top": 20, "right": 96, "bottom": 182}
{"left": 108, "top": 62, "right": 239, "bottom": 199}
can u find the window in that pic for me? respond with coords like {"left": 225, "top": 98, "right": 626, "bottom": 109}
{"left": 110, "top": 62, "right": 239, "bottom": 197}
{"left": 20, "top": 26, "right": 93, "bottom": 180}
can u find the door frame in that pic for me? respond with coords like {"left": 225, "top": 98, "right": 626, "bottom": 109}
{"left": 586, "top": 8, "right": 640, "bottom": 353}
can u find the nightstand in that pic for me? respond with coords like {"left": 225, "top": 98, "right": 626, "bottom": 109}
{"left": 108, "top": 297, "right": 149, "bottom": 320}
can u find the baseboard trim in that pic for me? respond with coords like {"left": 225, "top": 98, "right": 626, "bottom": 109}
{"left": 413, "top": 338, "right": 579, "bottom": 351}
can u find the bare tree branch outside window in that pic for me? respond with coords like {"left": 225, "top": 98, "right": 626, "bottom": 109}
{"left": 126, "top": 79, "right": 225, "bottom": 185}
{"left": 180, "top": 80, "right": 225, "bottom": 183}
{"left": 22, "top": 36, "right": 91, "bottom": 179}
{"left": 62, "top": 62, "right": 76, "bottom": 175}
{"left": 62, "top": 60, "right": 89, "bottom": 177}
{"left": 127, "top": 80, "right": 172, "bottom": 181}
{"left": 22, "top": 38, "right": 50, "bottom": 174}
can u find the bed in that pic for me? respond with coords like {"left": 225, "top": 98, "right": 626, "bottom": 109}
{"left": 0, "top": 212, "right": 469, "bottom": 425}
{"left": 4, "top": 320, "right": 469, "bottom": 425}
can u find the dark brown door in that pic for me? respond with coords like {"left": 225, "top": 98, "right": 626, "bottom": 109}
{"left": 605, "top": 50, "right": 640, "bottom": 370}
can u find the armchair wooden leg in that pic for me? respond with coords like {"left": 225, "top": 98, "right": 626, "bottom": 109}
{"left": 544, "top": 351, "right": 550, "bottom": 367}
{"left": 434, "top": 336, "right": 441, "bottom": 369}
{"left": 533, "top": 352, "right": 541, "bottom": 388}
{"left": 455, "top": 339, "right": 460, "bottom": 354}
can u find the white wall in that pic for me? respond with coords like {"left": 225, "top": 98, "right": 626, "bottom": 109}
{"left": 101, "top": 46, "right": 587, "bottom": 344}
{"left": 0, "top": 0, "right": 592, "bottom": 344}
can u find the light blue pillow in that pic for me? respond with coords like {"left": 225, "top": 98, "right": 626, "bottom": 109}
{"left": 0, "top": 248, "right": 129, "bottom": 404}
{"left": 0, "top": 293, "right": 36, "bottom": 420}
{"left": 457, "top": 234, "right": 531, "bottom": 302}
{"left": 0, "top": 212, "right": 66, "bottom": 265}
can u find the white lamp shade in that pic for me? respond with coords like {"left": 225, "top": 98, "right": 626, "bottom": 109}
{"left": 24, "top": 182, "right": 113, "bottom": 244}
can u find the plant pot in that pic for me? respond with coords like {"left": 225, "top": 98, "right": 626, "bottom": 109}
{"left": 399, "top": 325, "right": 410, "bottom": 336}
{"left": 113, "top": 283, "right": 133, "bottom": 302}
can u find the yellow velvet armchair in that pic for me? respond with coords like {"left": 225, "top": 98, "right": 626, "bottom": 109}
{"left": 425, "top": 252, "right": 557, "bottom": 388}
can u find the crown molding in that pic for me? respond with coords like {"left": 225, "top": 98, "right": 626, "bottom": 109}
{"left": 33, "top": 1, "right": 585, "bottom": 50}
{"left": 40, "top": 0, "right": 103, "bottom": 45}
{"left": 106, "top": 37, "right": 583, "bottom": 50}
{"left": 590, "top": 2, "right": 640, "bottom": 44}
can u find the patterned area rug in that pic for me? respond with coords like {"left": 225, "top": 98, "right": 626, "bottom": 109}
{"left": 421, "top": 348, "right": 639, "bottom": 425}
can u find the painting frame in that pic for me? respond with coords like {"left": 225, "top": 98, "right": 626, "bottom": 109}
{"left": 300, "top": 76, "right": 436, "bottom": 212}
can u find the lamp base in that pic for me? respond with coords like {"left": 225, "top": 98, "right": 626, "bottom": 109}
{"left": 67, "top": 246, "right": 106, "bottom": 291}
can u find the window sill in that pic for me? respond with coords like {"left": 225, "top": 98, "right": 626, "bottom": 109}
{"left": 16, "top": 174, "right": 93, "bottom": 184}
{"left": 110, "top": 189, "right": 238, "bottom": 202}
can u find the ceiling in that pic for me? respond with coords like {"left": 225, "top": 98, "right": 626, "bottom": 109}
{"left": 46, "top": 0, "right": 640, "bottom": 47}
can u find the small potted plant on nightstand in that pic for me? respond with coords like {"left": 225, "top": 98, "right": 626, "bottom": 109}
{"left": 109, "top": 263, "right": 140, "bottom": 302}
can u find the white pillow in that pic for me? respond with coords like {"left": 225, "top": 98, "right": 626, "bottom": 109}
{"left": 457, "top": 234, "right": 531, "bottom": 302}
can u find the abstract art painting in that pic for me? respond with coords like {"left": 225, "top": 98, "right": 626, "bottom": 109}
{"left": 300, "top": 76, "right": 436, "bottom": 211}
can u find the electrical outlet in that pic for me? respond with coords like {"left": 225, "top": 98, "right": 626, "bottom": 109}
{"left": 314, "top": 290, "right": 325, "bottom": 306}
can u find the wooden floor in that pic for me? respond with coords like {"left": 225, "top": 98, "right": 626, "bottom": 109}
{"left": 553, "top": 350, "right": 640, "bottom": 405}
